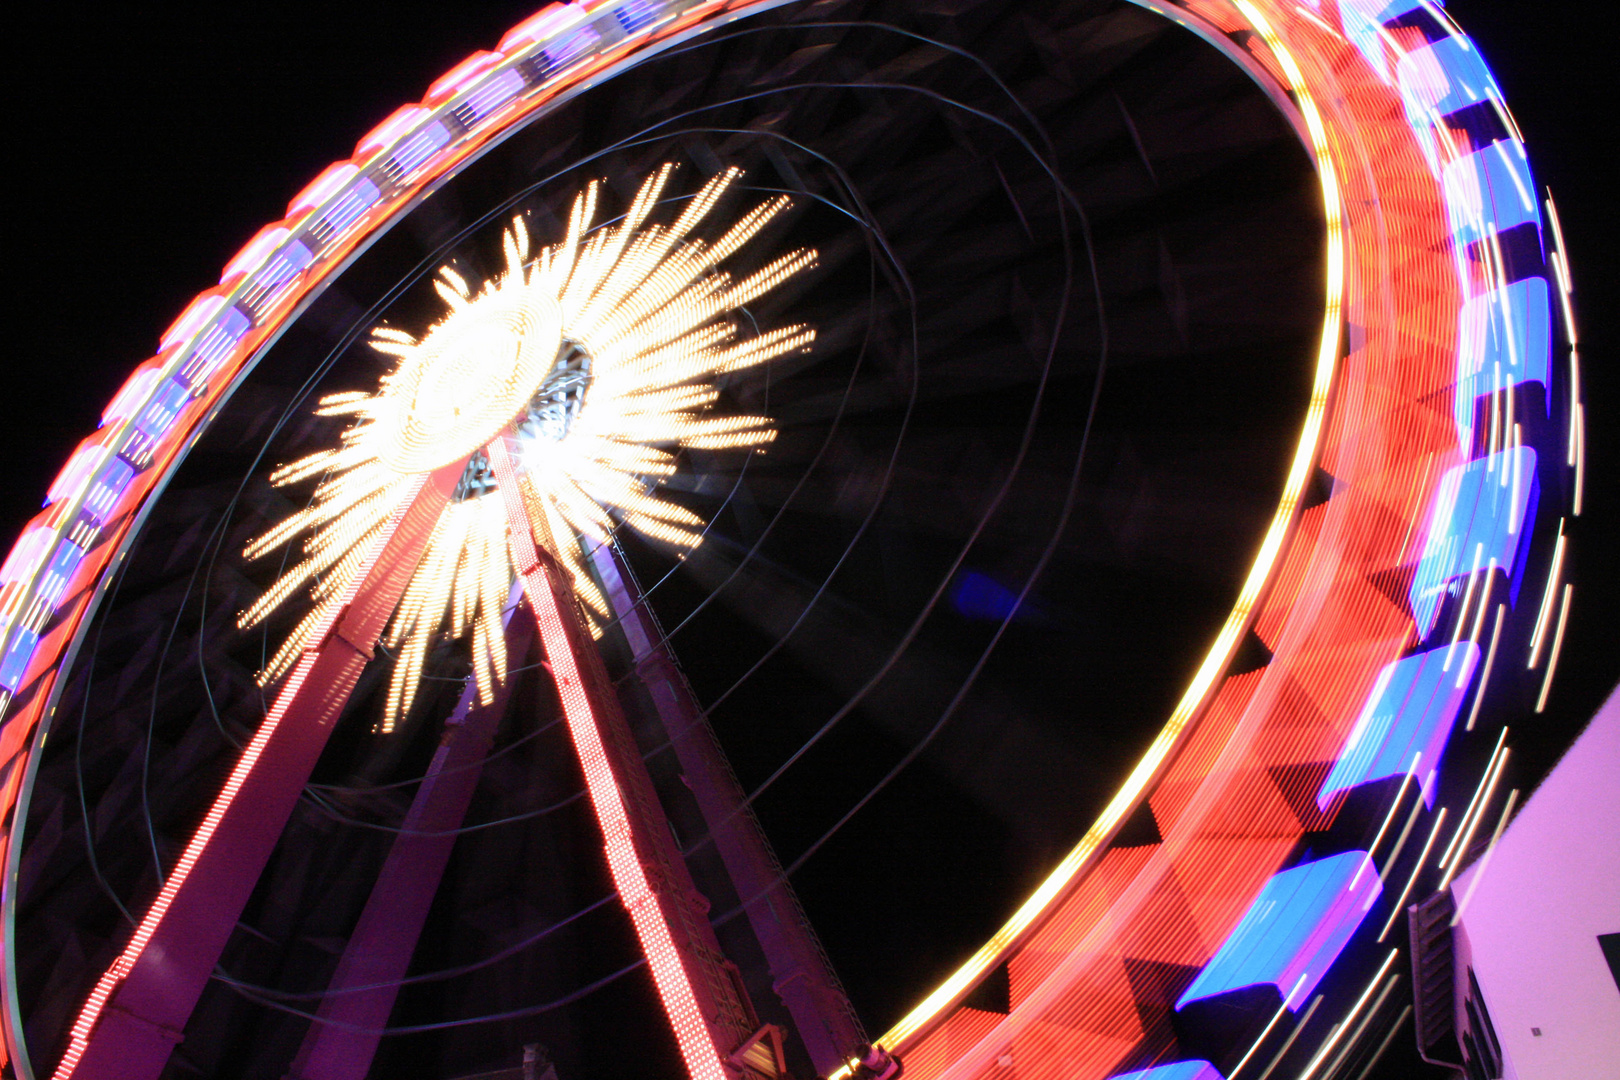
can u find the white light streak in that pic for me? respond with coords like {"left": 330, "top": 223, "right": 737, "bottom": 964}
{"left": 1319, "top": 971, "right": 1399, "bottom": 1080}
{"left": 1534, "top": 584, "right": 1571, "bottom": 714}
{"left": 1227, "top": 974, "right": 1306, "bottom": 1079}
{"left": 1295, "top": 950, "right": 1399, "bottom": 1080}
{"left": 1459, "top": 562, "right": 1495, "bottom": 685}
{"left": 1357, "top": 773, "right": 1416, "bottom": 886}
{"left": 1545, "top": 192, "right": 1574, "bottom": 301}
{"left": 1445, "top": 544, "right": 1484, "bottom": 667}
{"left": 1449, "top": 788, "right": 1519, "bottom": 926}
{"left": 1527, "top": 522, "right": 1566, "bottom": 668}
{"left": 1376, "top": 807, "right": 1446, "bottom": 941}
{"left": 1376, "top": 787, "right": 1425, "bottom": 881}
{"left": 1350, "top": 1004, "right": 1412, "bottom": 1080}
{"left": 1437, "top": 729, "right": 1505, "bottom": 869}
{"left": 240, "top": 167, "right": 814, "bottom": 731}
{"left": 1252, "top": 994, "right": 1322, "bottom": 1080}
{"left": 1573, "top": 402, "right": 1586, "bottom": 516}
{"left": 1440, "top": 742, "right": 1509, "bottom": 888}
{"left": 1566, "top": 354, "right": 1581, "bottom": 466}
{"left": 1464, "top": 605, "right": 1505, "bottom": 731}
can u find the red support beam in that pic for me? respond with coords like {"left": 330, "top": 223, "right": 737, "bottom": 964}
{"left": 287, "top": 583, "right": 534, "bottom": 1080}
{"left": 589, "top": 542, "right": 864, "bottom": 1076}
{"left": 486, "top": 435, "right": 773, "bottom": 1080}
{"left": 57, "top": 459, "right": 466, "bottom": 1080}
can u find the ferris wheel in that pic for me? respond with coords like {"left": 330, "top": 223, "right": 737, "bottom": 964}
{"left": 0, "top": 3, "right": 1584, "bottom": 1080}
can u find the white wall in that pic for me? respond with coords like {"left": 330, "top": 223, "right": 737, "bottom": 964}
{"left": 1452, "top": 681, "right": 1620, "bottom": 1080}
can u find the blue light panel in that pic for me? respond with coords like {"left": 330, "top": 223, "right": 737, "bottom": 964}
{"left": 1454, "top": 277, "right": 1551, "bottom": 452}
{"left": 181, "top": 304, "right": 252, "bottom": 385}
{"left": 1110, "top": 1061, "right": 1222, "bottom": 1080}
{"left": 136, "top": 377, "right": 192, "bottom": 439}
{"left": 544, "top": 24, "right": 602, "bottom": 74}
{"left": 388, "top": 122, "right": 452, "bottom": 177}
{"left": 1441, "top": 140, "right": 1538, "bottom": 250}
{"left": 950, "top": 571, "right": 1030, "bottom": 622}
{"left": 0, "top": 627, "right": 39, "bottom": 693}
{"left": 1318, "top": 642, "right": 1479, "bottom": 811}
{"left": 82, "top": 457, "right": 135, "bottom": 526}
{"left": 1396, "top": 34, "right": 1500, "bottom": 121}
{"left": 1176, "top": 852, "right": 1380, "bottom": 1012}
{"left": 313, "top": 178, "right": 382, "bottom": 243}
{"left": 461, "top": 68, "right": 525, "bottom": 120}
{"left": 35, "top": 540, "right": 87, "bottom": 608}
{"left": 615, "top": 0, "right": 667, "bottom": 34}
{"left": 250, "top": 239, "right": 314, "bottom": 296}
{"left": 1409, "top": 446, "right": 1537, "bottom": 638}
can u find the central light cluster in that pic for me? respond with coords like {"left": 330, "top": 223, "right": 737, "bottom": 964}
{"left": 240, "top": 165, "right": 816, "bottom": 731}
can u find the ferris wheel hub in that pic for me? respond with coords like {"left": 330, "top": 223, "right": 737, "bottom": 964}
{"left": 376, "top": 283, "right": 563, "bottom": 475}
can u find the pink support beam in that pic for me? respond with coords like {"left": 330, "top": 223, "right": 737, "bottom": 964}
{"left": 57, "top": 458, "right": 466, "bottom": 1080}
{"left": 590, "top": 542, "right": 864, "bottom": 1076}
{"left": 485, "top": 435, "right": 769, "bottom": 1080}
{"left": 287, "top": 584, "right": 534, "bottom": 1080}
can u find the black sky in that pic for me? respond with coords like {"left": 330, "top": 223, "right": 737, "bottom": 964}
{"left": 11, "top": 0, "right": 1610, "bottom": 797}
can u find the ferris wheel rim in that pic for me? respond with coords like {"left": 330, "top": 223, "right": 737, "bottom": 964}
{"left": 0, "top": 2, "right": 1576, "bottom": 1079}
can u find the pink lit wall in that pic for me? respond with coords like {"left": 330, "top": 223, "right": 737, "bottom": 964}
{"left": 1453, "top": 682, "right": 1620, "bottom": 1080}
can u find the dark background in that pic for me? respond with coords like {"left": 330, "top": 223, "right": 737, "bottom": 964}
{"left": 5, "top": 2, "right": 1615, "bottom": 1078}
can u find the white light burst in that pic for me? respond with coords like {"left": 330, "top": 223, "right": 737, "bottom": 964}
{"left": 240, "top": 165, "right": 816, "bottom": 731}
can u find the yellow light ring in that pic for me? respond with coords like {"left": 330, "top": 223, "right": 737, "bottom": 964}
{"left": 864, "top": 0, "right": 1553, "bottom": 1075}
{"left": 848, "top": 0, "right": 1490, "bottom": 1075}
{"left": 854, "top": 1, "right": 1349, "bottom": 1060}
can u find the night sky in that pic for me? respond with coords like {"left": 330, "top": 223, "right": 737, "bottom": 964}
{"left": 5, "top": 2, "right": 1616, "bottom": 1078}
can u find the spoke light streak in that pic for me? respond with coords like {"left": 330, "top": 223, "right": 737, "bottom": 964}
{"left": 239, "top": 166, "right": 813, "bottom": 733}
{"left": 41, "top": 159, "right": 813, "bottom": 1079}
{"left": 485, "top": 434, "right": 725, "bottom": 1080}
{"left": 52, "top": 475, "right": 429, "bottom": 1080}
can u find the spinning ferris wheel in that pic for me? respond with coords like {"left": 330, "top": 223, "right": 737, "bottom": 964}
{"left": 0, "top": 3, "right": 1585, "bottom": 1080}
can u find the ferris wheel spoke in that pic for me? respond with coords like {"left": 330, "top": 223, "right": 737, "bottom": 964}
{"left": 589, "top": 538, "right": 865, "bottom": 1074}
{"left": 486, "top": 433, "right": 747, "bottom": 1080}
{"left": 290, "top": 578, "right": 534, "bottom": 1080}
{"left": 56, "top": 459, "right": 465, "bottom": 1080}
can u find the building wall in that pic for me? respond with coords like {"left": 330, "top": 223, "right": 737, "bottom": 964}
{"left": 1452, "top": 682, "right": 1620, "bottom": 1079}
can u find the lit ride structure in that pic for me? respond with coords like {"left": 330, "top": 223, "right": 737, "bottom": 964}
{"left": 0, "top": 3, "right": 1580, "bottom": 1080}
